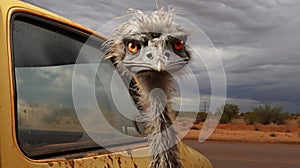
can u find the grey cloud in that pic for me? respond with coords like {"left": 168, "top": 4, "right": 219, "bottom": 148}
{"left": 173, "top": 0, "right": 300, "bottom": 47}
{"left": 24, "top": 0, "right": 157, "bottom": 30}
{"left": 22, "top": 0, "right": 300, "bottom": 112}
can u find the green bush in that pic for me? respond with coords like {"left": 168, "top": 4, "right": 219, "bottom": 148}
{"left": 220, "top": 114, "right": 231, "bottom": 124}
{"left": 194, "top": 112, "right": 208, "bottom": 124}
{"left": 243, "top": 112, "right": 256, "bottom": 125}
{"left": 244, "top": 104, "right": 290, "bottom": 125}
{"left": 218, "top": 104, "right": 239, "bottom": 124}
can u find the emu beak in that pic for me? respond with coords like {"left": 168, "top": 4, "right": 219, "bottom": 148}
{"left": 157, "top": 60, "right": 164, "bottom": 72}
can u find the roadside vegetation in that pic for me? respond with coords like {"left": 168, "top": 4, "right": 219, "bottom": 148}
{"left": 218, "top": 104, "right": 239, "bottom": 124}
{"left": 179, "top": 104, "right": 300, "bottom": 144}
{"left": 184, "top": 103, "right": 299, "bottom": 126}
{"left": 243, "top": 104, "right": 291, "bottom": 125}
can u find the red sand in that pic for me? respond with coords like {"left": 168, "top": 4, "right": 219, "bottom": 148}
{"left": 181, "top": 119, "right": 300, "bottom": 144}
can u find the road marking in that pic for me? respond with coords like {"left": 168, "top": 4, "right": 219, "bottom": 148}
{"left": 210, "top": 157, "right": 300, "bottom": 165}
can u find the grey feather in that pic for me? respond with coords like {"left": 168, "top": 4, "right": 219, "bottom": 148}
{"left": 103, "top": 7, "right": 189, "bottom": 168}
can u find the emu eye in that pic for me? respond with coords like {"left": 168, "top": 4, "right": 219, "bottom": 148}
{"left": 173, "top": 39, "right": 185, "bottom": 51}
{"left": 127, "top": 41, "right": 141, "bottom": 54}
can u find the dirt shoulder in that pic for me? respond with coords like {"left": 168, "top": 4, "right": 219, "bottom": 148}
{"left": 179, "top": 118, "right": 300, "bottom": 145}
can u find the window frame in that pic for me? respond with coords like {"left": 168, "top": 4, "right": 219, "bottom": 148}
{"left": 10, "top": 12, "right": 147, "bottom": 160}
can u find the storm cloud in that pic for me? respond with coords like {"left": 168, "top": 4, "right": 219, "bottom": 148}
{"left": 23, "top": 0, "right": 300, "bottom": 112}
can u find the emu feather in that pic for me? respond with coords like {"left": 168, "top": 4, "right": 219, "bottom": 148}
{"left": 104, "top": 7, "right": 189, "bottom": 168}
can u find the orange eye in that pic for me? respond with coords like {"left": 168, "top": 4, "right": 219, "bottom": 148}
{"left": 173, "top": 40, "right": 185, "bottom": 51}
{"left": 127, "top": 41, "right": 140, "bottom": 54}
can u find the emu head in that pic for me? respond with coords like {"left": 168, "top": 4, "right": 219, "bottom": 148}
{"left": 104, "top": 8, "right": 190, "bottom": 76}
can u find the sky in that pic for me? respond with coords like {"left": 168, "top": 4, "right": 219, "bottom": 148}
{"left": 22, "top": 0, "right": 300, "bottom": 113}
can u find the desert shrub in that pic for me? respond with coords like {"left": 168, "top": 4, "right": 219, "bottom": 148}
{"left": 218, "top": 104, "right": 239, "bottom": 124}
{"left": 244, "top": 112, "right": 257, "bottom": 125}
{"left": 220, "top": 114, "right": 231, "bottom": 124}
{"left": 194, "top": 112, "right": 208, "bottom": 124}
{"left": 244, "top": 104, "right": 290, "bottom": 125}
{"left": 291, "top": 113, "right": 300, "bottom": 119}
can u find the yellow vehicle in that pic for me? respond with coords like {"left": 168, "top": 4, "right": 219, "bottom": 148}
{"left": 0, "top": 0, "right": 212, "bottom": 167}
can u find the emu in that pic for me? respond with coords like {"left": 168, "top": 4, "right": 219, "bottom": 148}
{"left": 104, "top": 7, "right": 190, "bottom": 168}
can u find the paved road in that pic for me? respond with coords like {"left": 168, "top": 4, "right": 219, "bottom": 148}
{"left": 184, "top": 140, "right": 300, "bottom": 168}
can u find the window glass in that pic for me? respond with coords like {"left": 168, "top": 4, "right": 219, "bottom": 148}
{"left": 12, "top": 14, "right": 143, "bottom": 159}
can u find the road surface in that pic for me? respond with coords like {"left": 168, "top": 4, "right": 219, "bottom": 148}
{"left": 184, "top": 140, "right": 300, "bottom": 168}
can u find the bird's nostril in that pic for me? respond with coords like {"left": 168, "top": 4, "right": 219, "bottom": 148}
{"left": 147, "top": 53, "right": 153, "bottom": 60}
{"left": 164, "top": 52, "right": 170, "bottom": 60}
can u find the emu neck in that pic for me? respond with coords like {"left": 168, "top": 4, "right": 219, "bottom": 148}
{"left": 134, "top": 71, "right": 174, "bottom": 109}
{"left": 134, "top": 71, "right": 183, "bottom": 168}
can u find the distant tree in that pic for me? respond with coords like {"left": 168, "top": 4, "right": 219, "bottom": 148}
{"left": 243, "top": 112, "right": 256, "bottom": 125}
{"left": 244, "top": 104, "right": 290, "bottom": 125}
{"left": 218, "top": 104, "right": 239, "bottom": 124}
{"left": 194, "top": 112, "right": 208, "bottom": 124}
{"left": 291, "top": 112, "right": 300, "bottom": 119}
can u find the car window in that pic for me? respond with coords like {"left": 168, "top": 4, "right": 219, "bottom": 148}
{"left": 11, "top": 13, "right": 144, "bottom": 159}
